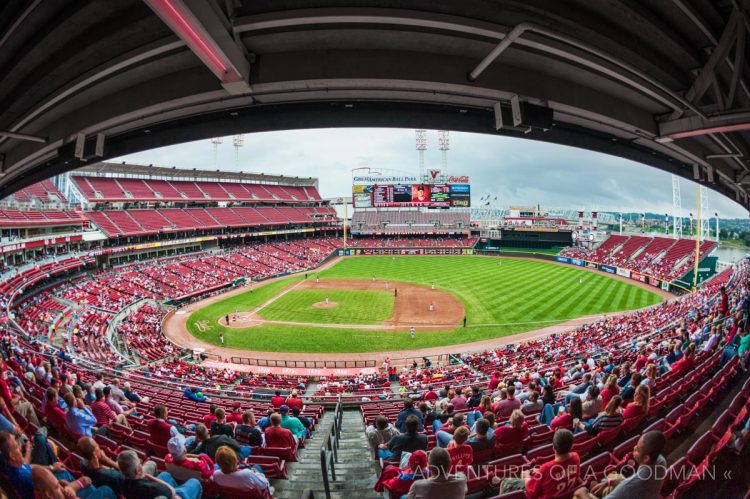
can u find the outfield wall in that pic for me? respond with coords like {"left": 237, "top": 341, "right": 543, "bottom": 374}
{"left": 338, "top": 247, "right": 473, "bottom": 256}
{"left": 553, "top": 255, "right": 681, "bottom": 294}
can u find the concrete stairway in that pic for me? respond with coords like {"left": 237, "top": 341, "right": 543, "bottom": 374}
{"left": 273, "top": 408, "right": 381, "bottom": 498}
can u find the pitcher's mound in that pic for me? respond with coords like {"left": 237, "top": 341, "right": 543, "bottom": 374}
{"left": 313, "top": 301, "right": 339, "bottom": 309}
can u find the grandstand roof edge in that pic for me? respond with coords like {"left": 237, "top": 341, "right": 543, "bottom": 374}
{"left": 72, "top": 162, "right": 319, "bottom": 186}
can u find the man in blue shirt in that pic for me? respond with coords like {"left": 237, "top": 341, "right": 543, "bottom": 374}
{"left": 64, "top": 393, "right": 97, "bottom": 437}
{"left": 0, "top": 431, "right": 75, "bottom": 499}
{"left": 395, "top": 398, "right": 424, "bottom": 432}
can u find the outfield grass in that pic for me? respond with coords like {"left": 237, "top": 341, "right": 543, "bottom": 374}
{"left": 185, "top": 256, "right": 664, "bottom": 353}
{"left": 256, "top": 289, "right": 394, "bottom": 325}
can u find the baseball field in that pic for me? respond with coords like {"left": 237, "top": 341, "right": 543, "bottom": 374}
{"left": 183, "top": 256, "right": 664, "bottom": 353}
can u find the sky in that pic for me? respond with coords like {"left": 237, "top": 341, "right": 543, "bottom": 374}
{"left": 114, "top": 128, "right": 749, "bottom": 219}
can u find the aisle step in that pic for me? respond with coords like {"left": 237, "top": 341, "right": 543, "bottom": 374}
{"left": 271, "top": 408, "right": 381, "bottom": 498}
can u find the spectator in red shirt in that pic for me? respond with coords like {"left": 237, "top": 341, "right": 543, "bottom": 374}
{"left": 550, "top": 397, "right": 582, "bottom": 431}
{"left": 719, "top": 286, "right": 729, "bottom": 316}
{"left": 91, "top": 388, "right": 130, "bottom": 429}
{"left": 285, "top": 390, "right": 304, "bottom": 411}
{"left": 436, "top": 414, "right": 467, "bottom": 448}
{"left": 623, "top": 385, "right": 650, "bottom": 420}
{"left": 270, "top": 391, "right": 286, "bottom": 408}
{"left": 488, "top": 371, "right": 501, "bottom": 391}
{"left": 495, "top": 385, "right": 522, "bottom": 419}
{"left": 495, "top": 429, "right": 580, "bottom": 498}
{"left": 202, "top": 404, "right": 218, "bottom": 428}
{"left": 264, "top": 413, "right": 297, "bottom": 450}
{"left": 225, "top": 405, "right": 244, "bottom": 424}
{"left": 600, "top": 374, "right": 620, "bottom": 408}
{"left": 447, "top": 426, "right": 473, "bottom": 473}
{"left": 633, "top": 349, "right": 650, "bottom": 371}
{"left": 373, "top": 449, "right": 429, "bottom": 497}
{"left": 43, "top": 388, "right": 67, "bottom": 435}
{"left": 494, "top": 410, "right": 529, "bottom": 453}
{"left": 147, "top": 404, "right": 177, "bottom": 448}
{"left": 164, "top": 435, "right": 214, "bottom": 481}
{"left": 451, "top": 388, "right": 469, "bottom": 411}
{"left": 423, "top": 386, "right": 439, "bottom": 403}
{"left": 668, "top": 343, "right": 695, "bottom": 377}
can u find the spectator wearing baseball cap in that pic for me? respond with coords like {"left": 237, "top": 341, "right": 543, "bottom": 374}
{"left": 165, "top": 435, "right": 214, "bottom": 482}
{"left": 374, "top": 449, "right": 430, "bottom": 497}
{"left": 279, "top": 405, "right": 306, "bottom": 442}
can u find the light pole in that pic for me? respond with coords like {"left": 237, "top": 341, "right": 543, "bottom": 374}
{"left": 715, "top": 212, "right": 719, "bottom": 242}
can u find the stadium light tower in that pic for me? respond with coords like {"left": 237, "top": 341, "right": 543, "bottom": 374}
{"left": 671, "top": 175, "right": 682, "bottom": 239}
{"left": 715, "top": 212, "right": 720, "bottom": 242}
{"left": 700, "top": 185, "right": 710, "bottom": 241}
{"left": 438, "top": 130, "right": 450, "bottom": 176}
{"left": 210, "top": 137, "right": 223, "bottom": 168}
{"left": 232, "top": 134, "right": 244, "bottom": 168}
{"left": 415, "top": 129, "right": 427, "bottom": 178}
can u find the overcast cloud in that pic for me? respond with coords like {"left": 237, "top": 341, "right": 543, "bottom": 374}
{"left": 114, "top": 128, "right": 749, "bottom": 219}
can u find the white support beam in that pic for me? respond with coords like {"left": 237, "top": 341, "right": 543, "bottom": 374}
{"left": 144, "top": 0, "right": 251, "bottom": 95}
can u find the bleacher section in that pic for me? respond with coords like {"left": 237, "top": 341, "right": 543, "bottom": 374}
{"left": 560, "top": 234, "right": 717, "bottom": 281}
{"left": 84, "top": 206, "right": 337, "bottom": 237}
{"left": 0, "top": 209, "right": 83, "bottom": 226}
{"left": 352, "top": 210, "right": 470, "bottom": 234}
{"left": 590, "top": 234, "right": 627, "bottom": 261}
{"left": 7, "top": 179, "right": 66, "bottom": 203}
{"left": 71, "top": 176, "right": 322, "bottom": 203}
{"left": 601, "top": 235, "right": 650, "bottom": 266}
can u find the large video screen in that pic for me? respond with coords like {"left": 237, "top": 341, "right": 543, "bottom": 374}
{"left": 352, "top": 177, "right": 470, "bottom": 208}
{"left": 371, "top": 184, "right": 453, "bottom": 207}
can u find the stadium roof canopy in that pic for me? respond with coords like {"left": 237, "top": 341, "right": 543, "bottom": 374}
{"left": 0, "top": 0, "right": 749, "bottom": 206}
{"left": 74, "top": 162, "right": 318, "bottom": 186}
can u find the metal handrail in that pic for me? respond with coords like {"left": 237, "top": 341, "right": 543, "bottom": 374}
{"left": 320, "top": 395, "right": 343, "bottom": 499}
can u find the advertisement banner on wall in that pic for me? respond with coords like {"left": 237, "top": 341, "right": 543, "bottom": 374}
{"left": 600, "top": 265, "right": 616, "bottom": 274}
{"left": 650, "top": 278, "right": 661, "bottom": 287}
{"left": 662, "top": 281, "right": 670, "bottom": 291}
{"left": 556, "top": 256, "right": 571, "bottom": 264}
{"left": 586, "top": 262, "right": 598, "bottom": 269}
{"left": 571, "top": 258, "right": 585, "bottom": 267}
{"left": 449, "top": 184, "right": 471, "bottom": 207}
{"left": 631, "top": 272, "right": 647, "bottom": 283}
{"left": 616, "top": 268, "right": 631, "bottom": 278}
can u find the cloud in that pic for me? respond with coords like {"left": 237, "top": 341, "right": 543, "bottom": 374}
{"left": 114, "top": 128, "right": 749, "bottom": 218}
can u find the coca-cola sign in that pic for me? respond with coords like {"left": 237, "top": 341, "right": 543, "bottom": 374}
{"left": 447, "top": 175, "right": 469, "bottom": 183}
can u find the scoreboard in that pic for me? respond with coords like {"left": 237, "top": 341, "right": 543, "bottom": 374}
{"left": 353, "top": 175, "right": 470, "bottom": 208}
